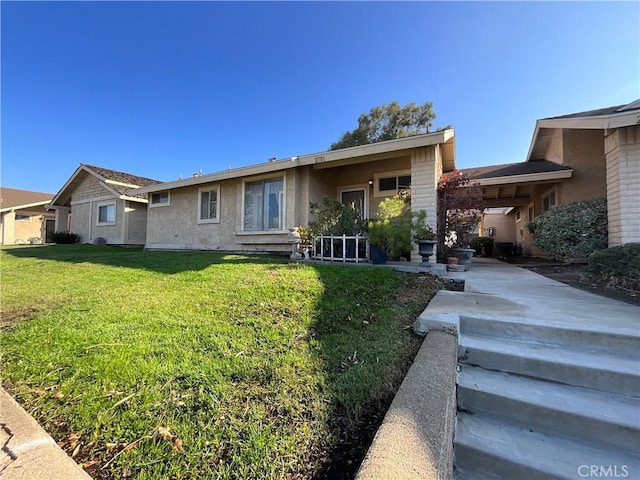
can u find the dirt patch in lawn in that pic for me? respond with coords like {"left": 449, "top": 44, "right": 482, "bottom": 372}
{"left": 515, "top": 260, "right": 640, "bottom": 306}
{"left": 0, "top": 306, "right": 39, "bottom": 331}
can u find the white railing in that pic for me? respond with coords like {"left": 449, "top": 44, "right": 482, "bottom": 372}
{"left": 312, "top": 234, "right": 369, "bottom": 263}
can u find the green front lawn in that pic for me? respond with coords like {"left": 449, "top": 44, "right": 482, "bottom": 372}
{"left": 1, "top": 245, "right": 439, "bottom": 479}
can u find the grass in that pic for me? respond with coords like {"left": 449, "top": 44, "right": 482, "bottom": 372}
{"left": 0, "top": 245, "right": 440, "bottom": 479}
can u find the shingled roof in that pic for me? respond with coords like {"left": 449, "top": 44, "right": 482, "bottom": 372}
{"left": 50, "top": 164, "right": 162, "bottom": 207}
{"left": 81, "top": 164, "right": 161, "bottom": 196}
{"left": 460, "top": 160, "right": 572, "bottom": 180}
{"left": 0, "top": 187, "right": 54, "bottom": 212}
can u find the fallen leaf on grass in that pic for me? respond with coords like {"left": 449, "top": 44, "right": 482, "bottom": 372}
{"left": 81, "top": 458, "right": 99, "bottom": 469}
{"left": 158, "top": 426, "right": 174, "bottom": 442}
{"left": 173, "top": 437, "right": 185, "bottom": 453}
{"left": 52, "top": 391, "right": 64, "bottom": 399}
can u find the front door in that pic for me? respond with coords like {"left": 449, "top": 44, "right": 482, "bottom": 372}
{"left": 45, "top": 219, "right": 55, "bottom": 242}
{"left": 340, "top": 188, "right": 367, "bottom": 217}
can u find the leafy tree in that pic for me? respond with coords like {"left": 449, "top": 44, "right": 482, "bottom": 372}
{"left": 330, "top": 101, "right": 436, "bottom": 150}
{"left": 437, "top": 169, "right": 485, "bottom": 260}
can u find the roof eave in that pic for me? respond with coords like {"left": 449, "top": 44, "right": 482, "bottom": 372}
{"left": 476, "top": 169, "right": 573, "bottom": 186}
{"left": 0, "top": 200, "right": 52, "bottom": 213}
{"left": 527, "top": 109, "right": 640, "bottom": 161}
{"left": 133, "top": 129, "right": 456, "bottom": 195}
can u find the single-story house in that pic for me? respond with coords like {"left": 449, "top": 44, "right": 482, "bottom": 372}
{"left": 49, "top": 164, "right": 161, "bottom": 245}
{"left": 0, "top": 187, "right": 55, "bottom": 244}
{"left": 131, "top": 130, "right": 456, "bottom": 261}
{"left": 463, "top": 99, "right": 639, "bottom": 255}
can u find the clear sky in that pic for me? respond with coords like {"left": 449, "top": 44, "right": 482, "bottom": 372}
{"left": 2, "top": 1, "right": 639, "bottom": 194}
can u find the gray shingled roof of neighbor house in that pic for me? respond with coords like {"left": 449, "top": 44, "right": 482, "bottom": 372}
{"left": 460, "top": 159, "right": 572, "bottom": 180}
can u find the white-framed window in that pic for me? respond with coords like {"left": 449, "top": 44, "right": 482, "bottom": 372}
{"left": 515, "top": 209, "right": 522, "bottom": 222}
{"left": 244, "top": 176, "right": 284, "bottom": 231}
{"left": 542, "top": 189, "right": 557, "bottom": 213}
{"left": 15, "top": 214, "right": 31, "bottom": 222}
{"left": 150, "top": 191, "right": 170, "bottom": 207}
{"left": 97, "top": 202, "right": 116, "bottom": 225}
{"left": 373, "top": 170, "right": 411, "bottom": 197}
{"left": 198, "top": 185, "right": 220, "bottom": 224}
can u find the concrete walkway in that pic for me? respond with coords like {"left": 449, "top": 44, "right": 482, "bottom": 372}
{"left": 361, "top": 257, "right": 640, "bottom": 479}
{"left": 1, "top": 388, "right": 91, "bottom": 479}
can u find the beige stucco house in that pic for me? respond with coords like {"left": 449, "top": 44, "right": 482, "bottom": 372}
{"left": 49, "top": 164, "right": 161, "bottom": 245}
{"left": 132, "top": 130, "right": 455, "bottom": 261}
{"left": 0, "top": 187, "right": 55, "bottom": 245}
{"left": 465, "top": 100, "right": 640, "bottom": 255}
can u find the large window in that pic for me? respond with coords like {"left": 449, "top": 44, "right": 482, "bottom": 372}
{"left": 150, "top": 191, "right": 170, "bottom": 207}
{"left": 15, "top": 214, "right": 31, "bottom": 222}
{"left": 198, "top": 186, "right": 220, "bottom": 224}
{"left": 244, "top": 177, "right": 284, "bottom": 231}
{"left": 97, "top": 203, "right": 115, "bottom": 225}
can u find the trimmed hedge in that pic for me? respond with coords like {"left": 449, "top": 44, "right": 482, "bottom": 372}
{"left": 527, "top": 198, "right": 607, "bottom": 260}
{"left": 52, "top": 231, "right": 80, "bottom": 244}
{"left": 586, "top": 243, "right": 640, "bottom": 279}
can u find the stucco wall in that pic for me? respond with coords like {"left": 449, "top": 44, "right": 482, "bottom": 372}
{"left": 559, "top": 129, "right": 607, "bottom": 205}
{"left": 145, "top": 155, "right": 425, "bottom": 254}
{"left": 146, "top": 175, "right": 292, "bottom": 253}
{"left": 70, "top": 198, "right": 125, "bottom": 244}
{"left": 126, "top": 201, "right": 148, "bottom": 244}
{"left": 605, "top": 125, "right": 640, "bottom": 246}
{"left": 481, "top": 211, "right": 516, "bottom": 243}
{"left": 307, "top": 156, "right": 411, "bottom": 220}
{"left": 545, "top": 128, "right": 564, "bottom": 164}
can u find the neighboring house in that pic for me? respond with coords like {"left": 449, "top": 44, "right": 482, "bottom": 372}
{"left": 0, "top": 187, "right": 55, "bottom": 245}
{"left": 49, "top": 164, "right": 161, "bottom": 245}
{"left": 132, "top": 130, "right": 456, "bottom": 261}
{"left": 464, "top": 100, "right": 640, "bottom": 255}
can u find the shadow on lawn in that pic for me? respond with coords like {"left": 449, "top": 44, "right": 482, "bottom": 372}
{"left": 2, "top": 244, "right": 285, "bottom": 274}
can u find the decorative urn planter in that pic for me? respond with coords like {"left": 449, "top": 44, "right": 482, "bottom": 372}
{"left": 416, "top": 240, "right": 437, "bottom": 267}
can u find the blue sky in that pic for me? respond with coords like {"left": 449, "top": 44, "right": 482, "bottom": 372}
{"left": 2, "top": 1, "right": 639, "bottom": 194}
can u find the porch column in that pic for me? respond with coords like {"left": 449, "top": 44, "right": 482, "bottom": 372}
{"left": 605, "top": 126, "right": 640, "bottom": 246}
{"left": 53, "top": 206, "right": 71, "bottom": 233}
{"left": 410, "top": 146, "right": 439, "bottom": 262}
{"left": 1, "top": 210, "right": 16, "bottom": 244}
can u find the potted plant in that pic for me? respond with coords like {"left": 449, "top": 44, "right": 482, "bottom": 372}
{"left": 412, "top": 210, "right": 437, "bottom": 267}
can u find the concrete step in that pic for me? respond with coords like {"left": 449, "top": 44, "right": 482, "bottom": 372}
{"left": 454, "top": 413, "right": 640, "bottom": 480}
{"left": 457, "top": 365, "right": 640, "bottom": 454}
{"left": 458, "top": 333, "right": 640, "bottom": 396}
{"left": 459, "top": 315, "right": 640, "bottom": 360}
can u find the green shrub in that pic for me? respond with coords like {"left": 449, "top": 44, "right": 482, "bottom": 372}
{"left": 52, "top": 231, "right": 80, "bottom": 244}
{"left": 309, "top": 197, "right": 367, "bottom": 236}
{"left": 526, "top": 198, "right": 608, "bottom": 260}
{"left": 586, "top": 243, "right": 640, "bottom": 289}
